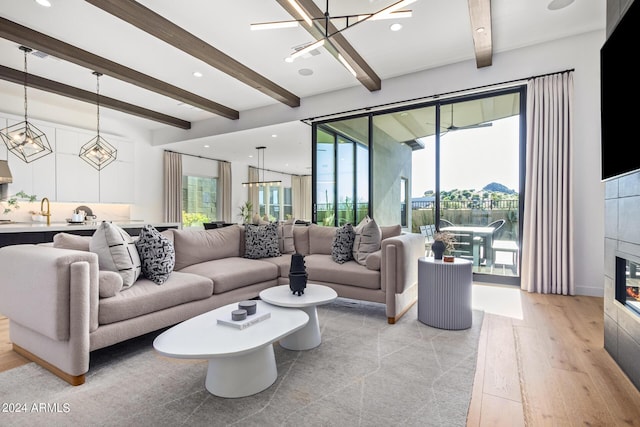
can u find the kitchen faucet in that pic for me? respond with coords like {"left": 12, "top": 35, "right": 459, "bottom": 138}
{"left": 40, "top": 197, "right": 50, "bottom": 226}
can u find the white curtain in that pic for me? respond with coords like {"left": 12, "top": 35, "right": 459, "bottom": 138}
{"left": 521, "top": 71, "right": 574, "bottom": 295}
{"left": 247, "top": 166, "right": 259, "bottom": 216}
{"left": 292, "top": 175, "right": 312, "bottom": 221}
{"left": 218, "top": 161, "right": 232, "bottom": 222}
{"left": 163, "top": 151, "right": 182, "bottom": 223}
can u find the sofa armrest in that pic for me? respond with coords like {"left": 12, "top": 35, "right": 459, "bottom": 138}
{"left": 0, "top": 244, "right": 99, "bottom": 341}
{"left": 381, "top": 233, "right": 424, "bottom": 295}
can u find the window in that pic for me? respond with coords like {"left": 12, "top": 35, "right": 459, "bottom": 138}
{"left": 182, "top": 175, "right": 217, "bottom": 226}
{"left": 257, "top": 184, "right": 291, "bottom": 221}
{"left": 313, "top": 117, "right": 370, "bottom": 226}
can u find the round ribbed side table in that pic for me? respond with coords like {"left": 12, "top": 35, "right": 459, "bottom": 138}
{"left": 417, "top": 257, "right": 473, "bottom": 330}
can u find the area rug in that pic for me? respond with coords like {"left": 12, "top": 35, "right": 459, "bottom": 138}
{"left": 0, "top": 299, "right": 483, "bottom": 427}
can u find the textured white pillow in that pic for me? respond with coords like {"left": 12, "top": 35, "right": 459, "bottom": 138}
{"left": 90, "top": 222, "right": 141, "bottom": 288}
{"left": 278, "top": 219, "right": 296, "bottom": 254}
{"left": 352, "top": 216, "right": 382, "bottom": 265}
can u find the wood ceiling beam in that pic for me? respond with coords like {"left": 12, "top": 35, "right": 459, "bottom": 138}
{"left": 275, "top": 0, "right": 382, "bottom": 92}
{"left": 85, "top": 0, "right": 301, "bottom": 108}
{"left": 468, "top": 0, "right": 493, "bottom": 68}
{"left": 0, "top": 17, "right": 238, "bottom": 120}
{"left": 0, "top": 64, "right": 191, "bottom": 129}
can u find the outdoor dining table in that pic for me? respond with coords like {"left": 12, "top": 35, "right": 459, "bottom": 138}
{"left": 441, "top": 225, "right": 496, "bottom": 266}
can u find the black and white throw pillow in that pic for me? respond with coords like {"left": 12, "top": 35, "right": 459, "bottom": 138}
{"left": 90, "top": 221, "right": 141, "bottom": 288}
{"left": 332, "top": 223, "right": 356, "bottom": 264}
{"left": 135, "top": 225, "right": 175, "bottom": 285}
{"left": 244, "top": 222, "right": 281, "bottom": 259}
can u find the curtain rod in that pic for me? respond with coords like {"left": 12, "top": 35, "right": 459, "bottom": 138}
{"left": 164, "top": 149, "right": 230, "bottom": 163}
{"left": 301, "top": 68, "right": 575, "bottom": 124}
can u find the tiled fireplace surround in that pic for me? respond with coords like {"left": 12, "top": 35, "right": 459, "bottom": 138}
{"left": 604, "top": 172, "right": 640, "bottom": 390}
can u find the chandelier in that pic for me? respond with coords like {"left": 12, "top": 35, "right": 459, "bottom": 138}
{"left": 79, "top": 72, "right": 117, "bottom": 170}
{"left": 251, "top": 0, "right": 416, "bottom": 70}
{"left": 0, "top": 46, "right": 53, "bottom": 163}
{"left": 242, "top": 146, "right": 282, "bottom": 187}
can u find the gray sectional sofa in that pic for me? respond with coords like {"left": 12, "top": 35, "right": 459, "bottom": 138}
{"left": 0, "top": 223, "right": 424, "bottom": 386}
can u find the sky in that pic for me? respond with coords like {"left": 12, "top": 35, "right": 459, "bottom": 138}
{"left": 411, "top": 115, "right": 520, "bottom": 197}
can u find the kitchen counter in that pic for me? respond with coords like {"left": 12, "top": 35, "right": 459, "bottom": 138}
{"left": 0, "top": 221, "right": 181, "bottom": 247}
{"left": 0, "top": 221, "right": 180, "bottom": 233}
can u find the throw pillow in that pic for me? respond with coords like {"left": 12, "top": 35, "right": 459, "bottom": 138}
{"left": 244, "top": 222, "right": 281, "bottom": 259}
{"left": 352, "top": 216, "right": 382, "bottom": 265}
{"left": 53, "top": 233, "right": 91, "bottom": 251}
{"left": 90, "top": 222, "right": 141, "bottom": 288}
{"left": 135, "top": 224, "right": 176, "bottom": 285}
{"left": 98, "top": 271, "right": 123, "bottom": 298}
{"left": 278, "top": 219, "right": 295, "bottom": 254}
{"left": 331, "top": 223, "right": 356, "bottom": 264}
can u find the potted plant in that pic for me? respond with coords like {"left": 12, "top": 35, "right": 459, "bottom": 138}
{"left": 431, "top": 231, "right": 456, "bottom": 260}
{"left": 1, "top": 191, "right": 38, "bottom": 215}
{"left": 237, "top": 201, "right": 253, "bottom": 224}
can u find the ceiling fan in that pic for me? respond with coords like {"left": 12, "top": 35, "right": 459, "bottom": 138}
{"left": 251, "top": 0, "right": 417, "bottom": 62}
{"left": 440, "top": 104, "right": 493, "bottom": 136}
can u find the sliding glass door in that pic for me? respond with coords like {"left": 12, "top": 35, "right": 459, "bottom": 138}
{"left": 311, "top": 87, "right": 525, "bottom": 285}
{"left": 313, "top": 117, "right": 369, "bottom": 227}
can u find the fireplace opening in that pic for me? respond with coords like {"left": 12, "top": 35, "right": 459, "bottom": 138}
{"left": 616, "top": 256, "right": 640, "bottom": 316}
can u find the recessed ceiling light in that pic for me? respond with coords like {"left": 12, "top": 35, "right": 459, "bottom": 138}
{"left": 390, "top": 23, "right": 402, "bottom": 31}
{"left": 193, "top": 71, "right": 203, "bottom": 77}
{"left": 547, "top": 0, "right": 574, "bottom": 10}
{"left": 298, "top": 68, "right": 314, "bottom": 76}
{"left": 35, "top": 0, "right": 52, "bottom": 6}
{"left": 271, "top": 134, "right": 277, "bottom": 138}
{"left": 203, "top": 144, "right": 210, "bottom": 148}
{"left": 284, "top": 57, "right": 294, "bottom": 63}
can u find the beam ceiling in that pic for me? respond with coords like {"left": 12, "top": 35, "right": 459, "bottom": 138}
{"left": 468, "top": 0, "right": 493, "bottom": 68}
{"left": 0, "top": 64, "right": 191, "bottom": 129}
{"left": 0, "top": 17, "right": 239, "bottom": 120}
{"left": 275, "top": 0, "right": 382, "bottom": 92}
{"left": 85, "top": 0, "right": 301, "bottom": 108}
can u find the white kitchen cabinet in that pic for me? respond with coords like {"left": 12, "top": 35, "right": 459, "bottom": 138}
{"left": 56, "top": 152, "right": 100, "bottom": 203}
{"left": 99, "top": 158, "right": 135, "bottom": 203}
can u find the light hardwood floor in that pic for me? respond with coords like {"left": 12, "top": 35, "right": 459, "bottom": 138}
{"left": 1, "top": 284, "right": 640, "bottom": 426}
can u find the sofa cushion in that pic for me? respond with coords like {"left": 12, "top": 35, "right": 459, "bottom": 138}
{"left": 332, "top": 223, "right": 355, "bottom": 264}
{"left": 244, "top": 223, "right": 281, "bottom": 259}
{"left": 352, "top": 216, "right": 382, "bottom": 265}
{"left": 53, "top": 232, "right": 91, "bottom": 251}
{"left": 179, "top": 257, "right": 279, "bottom": 294}
{"left": 173, "top": 225, "right": 242, "bottom": 270}
{"left": 304, "top": 254, "right": 380, "bottom": 290}
{"left": 98, "top": 271, "right": 213, "bottom": 325}
{"left": 261, "top": 253, "right": 293, "bottom": 277}
{"left": 308, "top": 224, "right": 337, "bottom": 255}
{"left": 278, "top": 219, "right": 295, "bottom": 254}
{"left": 380, "top": 224, "right": 402, "bottom": 240}
{"left": 135, "top": 225, "right": 175, "bottom": 285}
{"left": 90, "top": 222, "right": 141, "bottom": 288}
{"left": 99, "top": 270, "right": 124, "bottom": 298}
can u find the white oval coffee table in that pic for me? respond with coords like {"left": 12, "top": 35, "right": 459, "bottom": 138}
{"left": 153, "top": 300, "right": 308, "bottom": 398}
{"left": 259, "top": 284, "right": 338, "bottom": 350}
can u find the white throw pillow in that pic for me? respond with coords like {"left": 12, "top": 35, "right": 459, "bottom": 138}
{"left": 90, "top": 222, "right": 141, "bottom": 288}
{"left": 352, "top": 216, "right": 382, "bottom": 265}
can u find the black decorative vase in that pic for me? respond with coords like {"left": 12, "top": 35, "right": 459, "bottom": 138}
{"left": 431, "top": 240, "right": 446, "bottom": 260}
{"left": 289, "top": 253, "right": 307, "bottom": 296}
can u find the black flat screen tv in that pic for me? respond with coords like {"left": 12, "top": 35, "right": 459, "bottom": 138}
{"left": 601, "top": 0, "right": 639, "bottom": 181}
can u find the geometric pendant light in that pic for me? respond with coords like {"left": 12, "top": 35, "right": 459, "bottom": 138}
{"left": 79, "top": 71, "right": 117, "bottom": 170}
{"left": 0, "top": 46, "right": 53, "bottom": 163}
